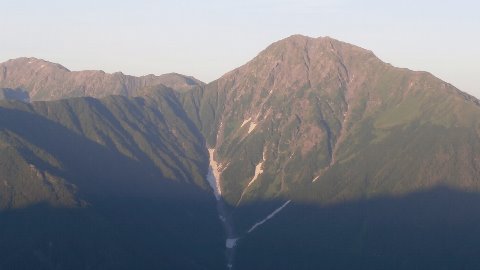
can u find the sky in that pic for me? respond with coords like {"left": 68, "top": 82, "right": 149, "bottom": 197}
{"left": 1, "top": 0, "right": 479, "bottom": 97}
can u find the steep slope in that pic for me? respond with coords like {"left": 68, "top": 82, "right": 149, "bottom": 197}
{"left": 0, "top": 57, "right": 204, "bottom": 101}
{"left": 178, "top": 35, "right": 480, "bottom": 269}
{"left": 0, "top": 89, "right": 210, "bottom": 203}
{"left": 0, "top": 92, "right": 224, "bottom": 269}
{"left": 187, "top": 35, "right": 480, "bottom": 207}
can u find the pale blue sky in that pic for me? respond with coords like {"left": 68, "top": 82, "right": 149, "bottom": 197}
{"left": 1, "top": 0, "right": 479, "bottom": 96}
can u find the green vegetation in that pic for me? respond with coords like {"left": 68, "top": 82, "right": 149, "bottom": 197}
{"left": 0, "top": 94, "right": 224, "bottom": 269}
{"left": 3, "top": 35, "right": 480, "bottom": 269}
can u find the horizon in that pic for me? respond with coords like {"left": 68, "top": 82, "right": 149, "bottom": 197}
{"left": 2, "top": 1, "right": 479, "bottom": 97}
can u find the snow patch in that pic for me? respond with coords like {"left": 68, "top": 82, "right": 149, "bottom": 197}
{"left": 226, "top": 238, "right": 239, "bottom": 249}
{"left": 246, "top": 150, "right": 266, "bottom": 188}
{"left": 237, "top": 149, "right": 267, "bottom": 205}
{"left": 248, "top": 122, "right": 257, "bottom": 134}
{"left": 241, "top": 117, "right": 252, "bottom": 128}
{"left": 206, "top": 148, "right": 222, "bottom": 200}
{"left": 220, "top": 162, "right": 230, "bottom": 172}
{"left": 206, "top": 146, "right": 237, "bottom": 269}
{"left": 247, "top": 200, "right": 292, "bottom": 233}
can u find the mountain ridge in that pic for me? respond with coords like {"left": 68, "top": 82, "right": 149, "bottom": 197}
{"left": 0, "top": 57, "right": 204, "bottom": 101}
{"left": 2, "top": 35, "right": 480, "bottom": 269}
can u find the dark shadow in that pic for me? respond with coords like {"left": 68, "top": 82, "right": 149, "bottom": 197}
{"left": 0, "top": 105, "right": 226, "bottom": 269}
{"left": 0, "top": 197, "right": 225, "bottom": 270}
{"left": 0, "top": 88, "right": 30, "bottom": 102}
{"left": 0, "top": 105, "right": 195, "bottom": 198}
{"left": 234, "top": 187, "right": 480, "bottom": 270}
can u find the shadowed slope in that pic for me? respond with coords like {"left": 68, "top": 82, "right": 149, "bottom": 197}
{"left": 0, "top": 94, "right": 224, "bottom": 269}
{"left": 236, "top": 187, "right": 480, "bottom": 269}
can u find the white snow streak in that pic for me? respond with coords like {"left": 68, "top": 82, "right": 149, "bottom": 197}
{"left": 246, "top": 150, "right": 266, "bottom": 187}
{"left": 226, "top": 238, "right": 239, "bottom": 249}
{"left": 206, "top": 148, "right": 222, "bottom": 200}
{"left": 248, "top": 122, "right": 257, "bottom": 134}
{"left": 237, "top": 149, "right": 267, "bottom": 205}
{"left": 241, "top": 117, "right": 252, "bottom": 128}
{"left": 247, "top": 200, "right": 292, "bottom": 233}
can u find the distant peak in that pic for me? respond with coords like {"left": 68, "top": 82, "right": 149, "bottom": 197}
{"left": 4, "top": 57, "right": 71, "bottom": 72}
{"left": 282, "top": 34, "right": 339, "bottom": 43}
{"left": 257, "top": 34, "right": 377, "bottom": 64}
{"left": 284, "top": 34, "right": 311, "bottom": 40}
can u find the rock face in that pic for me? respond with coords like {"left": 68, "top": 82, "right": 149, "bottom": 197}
{"left": 0, "top": 57, "right": 204, "bottom": 101}
{"left": 188, "top": 35, "right": 480, "bottom": 207}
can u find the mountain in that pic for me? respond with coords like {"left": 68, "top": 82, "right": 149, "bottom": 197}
{"left": 189, "top": 34, "right": 480, "bottom": 205}
{"left": 2, "top": 35, "right": 480, "bottom": 269}
{"left": 182, "top": 35, "right": 480, "bottom": 268}
{"left": 0, "top": 57, "right": 204, "bottom": 101}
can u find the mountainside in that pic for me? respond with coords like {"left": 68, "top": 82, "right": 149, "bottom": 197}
{"left": 181, "top": 35, "right": 480, "bottom": 268}
{"left": 2, "top": 35, "right": 480, "bottom": 269}
{"left": 0, "top": 87, "right": 29, "bottom": 102}
{"left": 188, "top": 35, "right": 480, "bottom": 206}
{"left": 0, "top": 92, "right": 224, "bottom": 269}
{"left": 0, "top": 57, "right": 204, "bottom": 101}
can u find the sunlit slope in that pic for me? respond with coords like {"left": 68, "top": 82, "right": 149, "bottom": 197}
{"left": 185, "top": 35, "right": 480, "bottom": 205}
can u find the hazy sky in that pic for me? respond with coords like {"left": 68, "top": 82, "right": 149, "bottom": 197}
{"left": 2, "top": 0, "right": 479, "bottom": 96}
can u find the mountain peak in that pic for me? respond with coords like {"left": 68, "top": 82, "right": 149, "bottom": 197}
{"left": 216, "top": 35, "right": 379, "bottom": 101}
{"left": 280, "top": 34, "right": 337, "bottom": 43}
{"left": 268, "top": 34, "right": 376, "bottom": 61}
{"left": 4, "top": 57, "right": 71, "bottom": 72}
